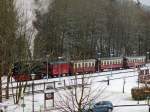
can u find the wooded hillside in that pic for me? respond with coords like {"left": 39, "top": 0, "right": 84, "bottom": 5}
{"left": 33, "top": 0, "right": 150, "bottom": 60}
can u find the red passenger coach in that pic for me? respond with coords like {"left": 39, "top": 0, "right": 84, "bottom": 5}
{"left": 100, "top": 57, "right": 123, "bottom": 70}
{"left": 70, "top": 59, "right": 96, "bottom": 74}
{"left": 50, "top": 61, "right": 69, "bottom": 77}
{"left": 126, "top": 56, "right": 146, "bottom": 68}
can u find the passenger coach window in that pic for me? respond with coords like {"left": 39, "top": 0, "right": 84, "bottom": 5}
{"left": 80, "top": 63, "right": 82, "bottom": 67}
{"left": 104, "top": 61, "right": 106, "bottom": 65}
{"left": 116, "top": 60, "right": 118, "bottom": 64}
{"left": 111, "top": 61, "right": 113, "bottom": 64}
{"left": 102, "top": 61, "right": 105, "bottom": 65}
{"left": 89, "top": 63, "right": 91, "bottom": 67}
{"left": 82, "top": 63, "right": 84, "bottom": 67}
{"left": 78, "top": 64, "right": 80, "bottom": 68}
{"left": 117, "top": 60, "right": 119, "bottom": 64}
{"left": 85, "top": 63, "right": 87, "bottom": 67}
{"left": 113, "top": 60, "right": 115, "bottom": 64}
{"left": 109, "top": 61, "right": 111, "bottom": 65}
{"left": 106, "top": 61, "right": 108, "bottom": 65}
{"left": 112, "top": 61, "right": 114, "bottom": 64}
{"left": 92, "top": 63, "right": 95, "bottom": 66}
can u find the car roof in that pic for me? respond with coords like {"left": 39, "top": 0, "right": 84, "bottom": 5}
{"left": 95, "top": 101, "right": 112, "bottom": 105}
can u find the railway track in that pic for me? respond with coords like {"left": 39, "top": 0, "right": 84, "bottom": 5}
{"left": 2, "top": 68, "right": 137, "bottom": 92}
{"left": 2, "top": 68, "right": 136, "bottom": 85}
{"left": 2, "top": 69, "right": 138, "bottom": 98}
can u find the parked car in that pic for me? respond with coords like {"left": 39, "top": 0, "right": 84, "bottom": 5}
{"left": 83, "top": 101, "right": 113, "bottom": 112}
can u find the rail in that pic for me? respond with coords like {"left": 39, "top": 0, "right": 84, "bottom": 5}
{"left": 2, "top": 68, "right": 135, "bottom": 85}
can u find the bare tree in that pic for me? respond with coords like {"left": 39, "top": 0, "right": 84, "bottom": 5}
{"left": 53, "top": 55, "right": 107, "bottom": 112}
{"left": 0, "top": 0, "right": 32, "bottom": 103}
{"left": 55, "top": 76, "right": 106, "bottom": 112}
{"left": 0, "top": 0, "right": 18, "bottom": 102}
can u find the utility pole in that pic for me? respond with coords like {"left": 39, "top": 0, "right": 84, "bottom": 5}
{"left": 97, "top": 52, "right": 101, "bottom": 72}
{"left": 110, "top": 53, "right": 113, "bottom": 76}
{"left": 46, "top": 54, "right": 50, "bottom": 81}
{"left": 31, "top": 74, "right": 36, "bottom": 112}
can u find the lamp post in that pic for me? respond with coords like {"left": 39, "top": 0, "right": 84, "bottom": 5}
{"left": 31, "top": 74, "right": 36, "bottom": 112}
{"left": 122, "top": 78, "right": 126, "bottom": 93}
{"left": 107, "top": 76, "right": 110, "bottom": 85}
{"left": 97, "top": 52, "right": 101, "bottom": 72}
{"left": 110, "top": 53, "right": 113, "bottom": 76}
{"left": 58, "top": 57, "right": 63, "bottom": 83}
{"left": 46, "top": 55, "right": 50, "bottom": 80}
{"left": 136, "top": 67, "right": 140, "bottom": 104}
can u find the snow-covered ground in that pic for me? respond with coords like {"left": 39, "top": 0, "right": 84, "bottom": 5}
{"left": 1, "top": 65, "right": 150, "bottom": 112}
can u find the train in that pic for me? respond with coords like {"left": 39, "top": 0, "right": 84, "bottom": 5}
{"left": 12, "top": 56, "right": 146, "bottom": 81}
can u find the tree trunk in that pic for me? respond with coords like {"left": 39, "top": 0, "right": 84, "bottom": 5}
{"left": 0, "top": 73, "right": 2, "bottom": 103}
{"left": 5, "top": 72, "right": 11, "bottom": 99}
{"left": 0, "top": 61, "right": 4, "bottom": 103}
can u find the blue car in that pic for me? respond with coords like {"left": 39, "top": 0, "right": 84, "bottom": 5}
{"left": 84, "top": 101, "right": 113, "bottom": 112}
